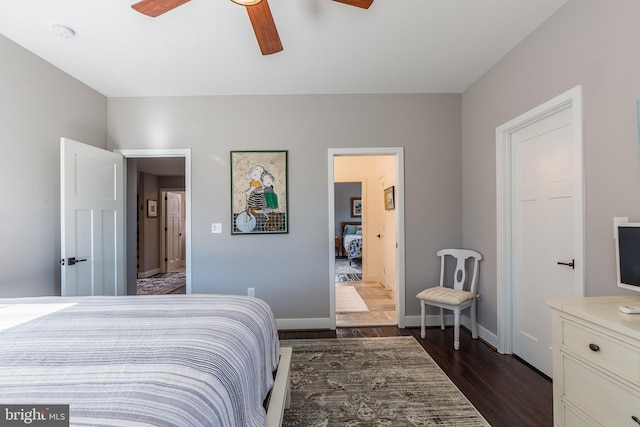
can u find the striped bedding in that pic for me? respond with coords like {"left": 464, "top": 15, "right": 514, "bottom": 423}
{"left": 0, "top": 294, "right": 280, "bottom": 427}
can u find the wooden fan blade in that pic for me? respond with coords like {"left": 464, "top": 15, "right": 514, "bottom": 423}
{"left": 332, "top": 0, "right": 374, "bottom": 9}
{"left": 246, "top": 0, "right": 283, "bottom": 55}
{"left": 131, "top": 0, "right": 190, "bottom": 17}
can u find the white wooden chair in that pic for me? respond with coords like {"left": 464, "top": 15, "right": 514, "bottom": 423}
{"left": 416, "top": 249, "right": 483, "bottom": 350}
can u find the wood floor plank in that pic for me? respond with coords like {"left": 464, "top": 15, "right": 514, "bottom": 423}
{"left": 279, "top": 326, "right": 553, "bottom": 427}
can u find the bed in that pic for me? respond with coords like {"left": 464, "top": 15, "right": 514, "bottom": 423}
{"left": 341, "top": 221, "right": 363, "bottom": 262}
{"left": 0, "top": 294, "right": 291, "bottom": 427}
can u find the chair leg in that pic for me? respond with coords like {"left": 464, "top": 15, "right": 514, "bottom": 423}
{"left": 439, "top": 307, "right": 445, "bottom": 331}
{"left": 471, "top": 300, "right": 478, "bottom": 339}
{"left": 420, "top": 300, "right": 426, "bottom": 339}
{"left": 453, "top": 309, "right": 460, "bottom": 350}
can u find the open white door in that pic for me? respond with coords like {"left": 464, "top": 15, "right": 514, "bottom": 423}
{"left": 165, "top": 191, "right": 182, "bottom": 272}
{"left": 60, "top": 138, "right": 124, "bottom": 296}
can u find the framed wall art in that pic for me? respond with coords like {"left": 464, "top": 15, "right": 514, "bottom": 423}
{"left": 384, "top": 186, "right": 395, "bottom": 210}
{"left": 147, "top": 199, "right": 157, "bottom": 218}
{"left": 351, "top": 197, "right": 362, "bottom": 217}
{"left": 230, "top": 150, "right": 288, "bottom": 234}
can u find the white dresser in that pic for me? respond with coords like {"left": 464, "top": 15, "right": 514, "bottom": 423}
{"left": 547, "top": 296, "right": 640, "bottom": 427}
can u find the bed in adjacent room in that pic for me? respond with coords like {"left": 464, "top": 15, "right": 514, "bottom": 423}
{"left": 0, "top": 294, "right": 291, "bottom": 427}
{"left": 341, "top": 221, "right": 363, "bottom": 263}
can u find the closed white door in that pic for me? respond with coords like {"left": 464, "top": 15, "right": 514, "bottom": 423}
{"left": 166, "top": 192, "right": 182, "bottom": 272}
{"left": 378, "top": 176, "right": 396, "bottom": 291}
{"left": 60, "top": 138, "right": 124, "bottom": 296}
{"left": 377, "top": 177, "right": 385, "bottom": 282}
{"left": 511, "top": 106, "right": 580, "bottom": 377}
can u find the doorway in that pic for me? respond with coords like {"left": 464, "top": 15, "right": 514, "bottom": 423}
{"left": 496, "top": 86, "right": 584, "bottom": 377}
{"left": 328, "top": 148, "right": 406, "bottom": 329}
{"left": 116, "top": 149, "right": 192, "bottom": 296}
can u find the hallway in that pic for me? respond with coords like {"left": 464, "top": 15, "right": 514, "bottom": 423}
{"left": 136, "top": 266, "right": 186, "bottom": 295}
{"left": 335, "top": 258, "right": 396, "bottom": 327}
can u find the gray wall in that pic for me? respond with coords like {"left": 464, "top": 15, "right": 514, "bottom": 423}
{"left": 0, "top": 35, "right": 107, "bottom": 297}
{"left": 139, "top": 173, "right": 160, "bottom": 276}
{"left": 107, "top": 94, "right": 462, "bottom": 321}
{"left": 335, "top": 182, "right": 361, "bottom": 237}
{"left": 461, "top": 0, "right": 640, "bottom": 333}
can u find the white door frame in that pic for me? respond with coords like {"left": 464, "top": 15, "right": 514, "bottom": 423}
{"left": 328, "top": 147, "right": 406, "bottom": 329}
{"left": 496, "top": 86, "right": 584, "bottom": 354}
{"left": 115, "top": 148, "right": 192, "bottom": 294}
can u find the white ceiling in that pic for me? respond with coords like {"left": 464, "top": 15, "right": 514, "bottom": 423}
{"left": 0, "top": 0, "right": 568, "bottom": 98}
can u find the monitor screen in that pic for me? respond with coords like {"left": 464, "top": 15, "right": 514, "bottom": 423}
{"left": 616, "top": 224, "right": 640, "bottom": 292}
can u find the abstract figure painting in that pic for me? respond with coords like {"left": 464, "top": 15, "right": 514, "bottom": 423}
{"left": 231, "top": 150, "right": 288, "bottom": 234}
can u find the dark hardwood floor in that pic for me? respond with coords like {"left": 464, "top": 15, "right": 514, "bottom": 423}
{"left": 279, "top": 326, "right": 553, "bottom": 427}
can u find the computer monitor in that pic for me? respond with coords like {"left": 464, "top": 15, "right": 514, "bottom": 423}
{"left": 615, "top": 222, "right": 640, "bottom": 293}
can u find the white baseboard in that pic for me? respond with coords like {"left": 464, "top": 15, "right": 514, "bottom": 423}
{"left": 276, "top": 315, "right": 498, "bottom": 349}
{"left": 403, "top": 314, "right": 498, "bottom": 349}
{"left": 379, "top": 279, "right": 395, "bottom": 293}
{"left": 137, "top": 268, "right": 161, "bottom": 279}
{"left": 276, "top": 318, "right": 332, "bottom": 330}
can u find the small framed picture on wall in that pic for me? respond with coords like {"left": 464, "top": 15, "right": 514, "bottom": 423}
{"left": 351, "top": 197, "right": 362, "bottom": 217}
{"left": 147, "top": 200, "right": 158, "bottom": 218}
{"left": 384, "top": 186, "right": 395, "bottom": 210}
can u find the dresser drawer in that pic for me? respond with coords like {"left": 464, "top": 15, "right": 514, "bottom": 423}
{"left": 560, "top": 404, "right": 599, "bottom": 427}
{"left": 563, "top": 355, "right": 640, "bottom": 426}
{"left": 561, "top": 319, "right": 640, "bottom": 385}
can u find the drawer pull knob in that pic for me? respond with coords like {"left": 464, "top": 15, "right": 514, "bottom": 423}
{"left": 632, "top": 415, "right": 640, "bottom": 425}
{"left": 588, "top": 343, "right": 600, "bottom": 352}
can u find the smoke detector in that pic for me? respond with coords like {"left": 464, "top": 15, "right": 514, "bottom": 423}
{"left": 51, "top": 24, "right": 75, "bottom": 39}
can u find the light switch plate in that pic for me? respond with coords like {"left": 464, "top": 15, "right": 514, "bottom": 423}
{"left": 211, "top": 223, "right": 222, "bottom": 234}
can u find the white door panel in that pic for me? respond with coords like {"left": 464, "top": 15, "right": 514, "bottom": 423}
{"left": 166, "top": 192, "right": 182, "bottom": 272}
{"left": 512, "top": 106, "right": 577, "bottom": 377}
{"left": 61, "top": 138, "right": 124, "bottom": 296}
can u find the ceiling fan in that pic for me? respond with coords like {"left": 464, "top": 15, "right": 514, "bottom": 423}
{"left": 131, "top": 0, "right": 374, "bottom": 55}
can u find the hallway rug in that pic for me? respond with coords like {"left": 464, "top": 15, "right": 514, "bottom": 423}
{"left": 335, "top": 258, "right": 362, "bottom": 282}
{"left": 335, "top": 273, "right": 363, "bottom": 282}
{"left": 335, "top": 286, "right": 369, "bottom": 313}
{"left": 281, "top": 337, "right": 490, "bottom": 426}
{"left": 136, "top": 272, "right": 186, "bottom": 295}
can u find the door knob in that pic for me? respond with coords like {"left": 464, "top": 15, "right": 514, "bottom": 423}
{"left": 67, "top": 257, "right": 88, "bottom": 266}
{"left": 556, "top": 259, "right": 575, "bottom": 269}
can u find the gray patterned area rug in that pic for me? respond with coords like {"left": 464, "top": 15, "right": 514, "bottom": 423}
{"left": 335, "top": 258, "right": 362, "bottom": 282}
{"left": 281, "top": 337, "right": 490, "bottom": 427}
{"left": 136, "top": 272, "right": 186, "bottom": 295}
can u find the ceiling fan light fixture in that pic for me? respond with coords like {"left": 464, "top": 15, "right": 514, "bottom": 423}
{"left": 230, "top": 0, "right": 263, "bottom": 6}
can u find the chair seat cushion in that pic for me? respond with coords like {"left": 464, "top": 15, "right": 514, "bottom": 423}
{"left": 416, "top": 287, "right": 476, "bottom": 305}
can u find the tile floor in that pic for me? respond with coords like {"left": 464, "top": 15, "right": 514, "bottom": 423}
{"left": 335, "top": 280, "right": 396, "bottom": 327}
